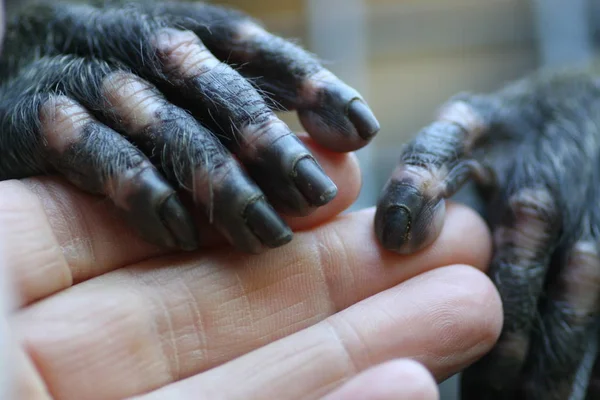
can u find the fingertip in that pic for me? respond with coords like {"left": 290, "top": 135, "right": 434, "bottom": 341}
{"left": 324, "top": 359, "right": 439, "bottom": 400}
{"left": 346, "top": 98, "right": 380, "bottom": 141}
{"left": 419, "top": 265, "right": 503, "bottom": 379}
{"left": 286, "top": 135, "right": 361, "bottom": 231}
{"left": 297, "top": 204, "right": 493, "bottom": 314}
{"left": 296, "top": 73, "right": 379, "bottom": 152}
{"left": 332, "top": 202, "right": 492, "bottom": 277}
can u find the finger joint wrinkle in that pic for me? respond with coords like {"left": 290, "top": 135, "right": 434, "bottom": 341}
{"left": 494, "top": 188, "right": 559, "bottom": 262}
{"left": 39, "top": 96, "right": 94, "bottom": 153}
{"left": 558, "top": 241, "right": 600, "bottom": 319}
{"left": 101, "top": 72, "right": 164, "bottom": 134}
{"left": 154, "top": 28, "right": 219, "bottom": 79}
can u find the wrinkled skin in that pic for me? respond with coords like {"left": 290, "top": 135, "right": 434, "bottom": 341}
{"left": 2, "top": 0, "right": 599, "bottom": 399}
{"left": 0, "top": 0, "right": 380, "bottom": 254}
{"left": 375, "top": 70, "right": 600, "bottom": 399}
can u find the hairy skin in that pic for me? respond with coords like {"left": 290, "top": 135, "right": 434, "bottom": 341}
{"left": 375, "top": 70, "right": 600, "bottom": 399}
{"left": 0, "top": 0, "right": 380, "bottom": 254}
{"left": 1, "top": 0, "right": 599, "bottom": 399}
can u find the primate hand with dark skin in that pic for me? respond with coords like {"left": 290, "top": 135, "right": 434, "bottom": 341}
{"left": 376, "top": 70, "right": 600, "bottom": 399}
{"left": 5, "top": 0, "right": 599, "bottom": 399}
{"left": 0, "top": 0, "right": 379, "bottom": 254}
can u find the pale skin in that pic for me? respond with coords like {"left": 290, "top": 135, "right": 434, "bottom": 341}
{"left": 0, "top": 2, "right": 503, "bottom": 399}
{"left": 0, "top": 134, "right": 502, "bottom": 400}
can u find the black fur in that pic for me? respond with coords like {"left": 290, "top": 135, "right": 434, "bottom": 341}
{"left": 0, "top": 0, "right": 379, "bottom": 253}
{"left": 377, "top": 69, "right": 600, "bottom": 399}
{"left": 4, "top": 1, "right": 599, "bottom": 399}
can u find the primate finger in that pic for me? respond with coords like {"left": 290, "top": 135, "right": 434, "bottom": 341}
{"left": 374, "top": 71, "right": 600, "bottom": 256}
{"left": 374, "top": 98, "right": 494, "bottom": 254}
{"left": 150, "top": 1, "right": 380, "bottom": 152}
{"left": 461, "top": 181, "right": 566, "bottom": 398}
{"left": 0, "top": 90, "right": 198, "bottom": 251}
{"left": 100, "top": 72, "right": 293, "bottom": 252}
{"left": 6, "top": 3, "right": 338, "bottom": 217}
{"left": 586, "top": 355, "right": 600, "bottom": 399}
{"left": 519, "top": 243, "right": 600, "bottom": 399}
{"left": 17, "top": 56, "right": 293, "bottom": 253}
{"left": 458, "top": 75, "right": 600, "bottom": 398}
{"left": 517, "top": 184, "right": 600, "bottom": 399}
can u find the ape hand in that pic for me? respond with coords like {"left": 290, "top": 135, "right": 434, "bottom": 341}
{"left": 375, "top": 70, "right": 600, "bottom": 399}
{"left": 0, "top": 0, "right": 379, "bottom": 253}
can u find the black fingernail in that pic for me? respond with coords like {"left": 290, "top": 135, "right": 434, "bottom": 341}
{"left": 347, "top": 98, "right": 380, "bottom": 140}
{"left": 381, "top": 206, "right": 411, "bottom": 250}
{"left": 293, "top": 158, "right": 338, "bottom": 207}
{"left": 244, "top": 198, "right": 293, "bottom": 248}
{"left": 160, "top": 194, "right": 200, "bottom": 251}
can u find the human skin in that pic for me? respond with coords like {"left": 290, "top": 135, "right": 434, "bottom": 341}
{"left": 0, "top": 135, "right": 502, "bottom": 399}
{"left": 0, "top": 2, "right": 502, "bottom": 398}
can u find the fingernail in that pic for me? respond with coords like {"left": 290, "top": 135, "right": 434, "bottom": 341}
{"left": 293, "top": 158, "right": 338, "bottom": 207}
{"left": 160, "top": 194, "right": 200, "bottom": 251}
{"left": 347, "top": 98, "right": 380, "bottom": 140}
{"left": 244, "top": 198, "right": 293, "bottom": 248}
{"left": 381, "top": 206, "right": 411, "bottom": 251}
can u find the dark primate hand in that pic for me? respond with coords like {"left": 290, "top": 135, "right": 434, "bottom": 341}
{"left": 0, "top": 0, "right": 379, "bottom": 253}
{"left": 376, "top": 69, "right": 600, "bottom": 399}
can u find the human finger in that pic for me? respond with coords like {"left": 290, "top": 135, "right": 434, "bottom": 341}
{"left": 322, "top": 359, "right": 439, "bottom": 400}
{"left": 132, "top": 265, "right": 501, "bottom": 400}
{"left": 15, "top": 206, "right": 492, "bottom": 400}
{"left": 1, "top": 135, "right": 360, "bottom": 306}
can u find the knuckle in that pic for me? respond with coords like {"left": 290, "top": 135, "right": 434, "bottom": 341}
{"left": 154, "top": 28, "right": 219, "bottom": 78}
{"left": 155, "top": 28, "right": 201, "bottom": 54}
{"left": 242, "top": 120, "right": 290, "bottom": 150}
{"left": 437, "top": 100, "right": 487, "bottom": 147}
{"left": 558, "top": 240, "right": 600, "bottom": 319}
{"left": 232, "top": 20, "right": 268, "bottom": 43}
{"left": 41, "top": 95, "right": 89, "bottom": 128}
{"left": 508, "top": 188, "right": 558, "bottom": 223}
{"left": 101, "top": 72, "right": 163, "bottom": 134}
{"left": 402, "top": 122, "right": 467, "bottom": 171}
{"left": 39, "top": 95, "right": 94, "bottom": 153}
{"left": 493, "top": 188, "right": 560, "bottom": 258}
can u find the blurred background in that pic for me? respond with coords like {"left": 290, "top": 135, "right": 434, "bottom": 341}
{"left": 207, "top": 0, "right": 599, "bottom": 398}
{"left": 5, "top": 0, "right": 596, "bottom": 397}
{"left": 211, "top": 0, "right": 600, "bottom": 210}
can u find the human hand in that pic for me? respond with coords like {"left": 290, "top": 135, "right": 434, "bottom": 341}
{"left": 1, "top": 139, "right": 501, "bottom": 400}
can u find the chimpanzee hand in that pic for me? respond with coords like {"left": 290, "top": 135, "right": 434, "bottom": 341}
{"left": 375, "top": 69, "right": 600, "bottom": 399}
{"left": 0, "top": 0, "right": 379, "bottom": 253}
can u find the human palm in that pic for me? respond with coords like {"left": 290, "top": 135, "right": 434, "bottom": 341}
{"left": 2, "top": 140, "right": 501, "bottom": 400}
